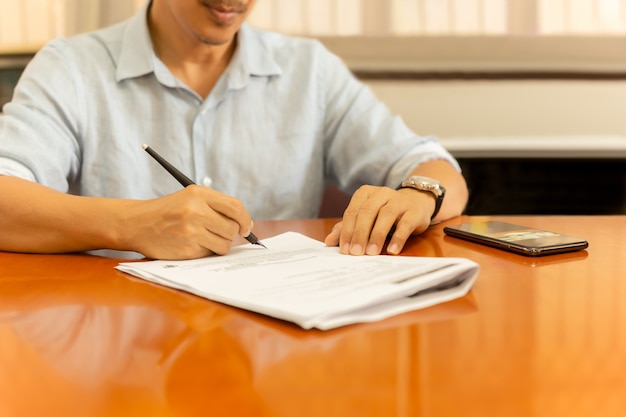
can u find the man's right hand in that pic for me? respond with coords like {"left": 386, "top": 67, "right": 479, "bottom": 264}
{"left": 123, "top": 185, "right": 254, "bottom": 260}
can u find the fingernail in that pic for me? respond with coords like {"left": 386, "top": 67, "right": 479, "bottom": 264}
{"left": 366, "top": 243, "right": 378, "bottom": 255}
{"left": 350, "top": 244, "right": 363, "bottom": 255}
{"left": 387, "top": 243, "right": 399, "bottom": 255}
{"left": 341, "top": 243, "right": 350, "bottom": 254}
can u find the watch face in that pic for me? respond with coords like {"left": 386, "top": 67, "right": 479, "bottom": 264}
{"left": 415, "top": 179, "right": 435, "bottom": 189}
{"left": 409, "top": 176, "right": 439, "bottom": 191}
{"left": 401, "top": 176, "right": 445, "bottom": 197}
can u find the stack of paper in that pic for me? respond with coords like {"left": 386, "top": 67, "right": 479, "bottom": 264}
{"left": 116, "top": 232, "right": 479, "bottom": 330}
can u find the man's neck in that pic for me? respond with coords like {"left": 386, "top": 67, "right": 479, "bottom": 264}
{"left": 148, "top": 9, "right": 238, "bottom": 98}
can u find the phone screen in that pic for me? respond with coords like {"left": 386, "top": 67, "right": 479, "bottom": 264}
{"left": 443, "top": 221, "right": 589, "bottom": 256}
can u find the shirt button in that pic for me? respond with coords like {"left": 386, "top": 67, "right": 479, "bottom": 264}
{"left": 202, "top": 176, "right": 213, "bottom": 188}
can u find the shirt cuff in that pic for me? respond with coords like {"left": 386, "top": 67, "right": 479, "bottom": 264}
{"left": 0, "top": 157, "right": 37, "bottom": 182}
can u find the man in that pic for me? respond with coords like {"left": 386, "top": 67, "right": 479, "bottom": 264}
{"left": 0, "top": 0, "right": 468, "bottom": 260}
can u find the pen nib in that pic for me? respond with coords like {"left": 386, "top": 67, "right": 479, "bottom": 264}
{"left": 246, "top": 232, "right": 267, "bottom": 249}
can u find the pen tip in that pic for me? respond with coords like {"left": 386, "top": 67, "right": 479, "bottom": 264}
{"left": 142, "top": 144, "right": 148, "bottom": 150}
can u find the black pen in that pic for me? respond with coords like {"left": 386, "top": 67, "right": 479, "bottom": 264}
{"left": 142, "top": 144, "right": 267, "bottom": 249}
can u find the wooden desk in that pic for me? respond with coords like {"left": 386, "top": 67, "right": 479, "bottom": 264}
{"left": 1, "top": 216, "right": 624, "bottom": 417}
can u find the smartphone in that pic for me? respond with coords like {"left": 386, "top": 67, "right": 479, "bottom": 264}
{"left": 443, "top": 221, "right": 589, "bottom": 257}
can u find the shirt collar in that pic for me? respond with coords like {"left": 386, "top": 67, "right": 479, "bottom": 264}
{"left": 225, "top": 23, "right": 282, "bottom": 89}
{"left": 116, "top": 1, "right": 156, "bottom": 81}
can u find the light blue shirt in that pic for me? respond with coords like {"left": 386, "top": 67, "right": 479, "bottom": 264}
{"left": 0, "top": 5, "right": 460, "bottom": 220}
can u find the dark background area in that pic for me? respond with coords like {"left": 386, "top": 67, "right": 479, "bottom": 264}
{"left": 458, "top": 158, "right": 626, "bottom": 215}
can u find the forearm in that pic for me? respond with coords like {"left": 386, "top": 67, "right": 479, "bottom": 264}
{"left": 404, "top": 159, "right": 469, "bottom": 222}
{"left": 0, "top": 176, "right": 131, "bottom": 254}
{"left": 0, "top": 176, "right": 255, "bottom": 259}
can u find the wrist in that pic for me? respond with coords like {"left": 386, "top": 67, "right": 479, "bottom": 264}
{"left": 397, "top": 176, "right": 446, "bottom": 219}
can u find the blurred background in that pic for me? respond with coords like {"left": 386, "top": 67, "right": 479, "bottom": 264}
{"left": 1, "top": 0, "right": 625, "bottom": 215}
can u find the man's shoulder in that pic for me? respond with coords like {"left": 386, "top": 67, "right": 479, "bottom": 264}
{"left": 39, "top": 21, "right": 127, "bottom": 65}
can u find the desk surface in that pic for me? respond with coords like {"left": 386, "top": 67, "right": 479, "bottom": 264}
{"left": 1, "top": 215, "right": 624, "bottom": 417}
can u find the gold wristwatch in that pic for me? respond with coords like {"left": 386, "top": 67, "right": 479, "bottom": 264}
{"left": 397, "top": 176, "right": 446, "bottom": 219}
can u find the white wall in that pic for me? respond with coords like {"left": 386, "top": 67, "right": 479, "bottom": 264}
{"left": 321, "top": 35, "right": 626, "bottom": 156}
{"left": 367, "top": 79, "right": 626, "bottom": 139}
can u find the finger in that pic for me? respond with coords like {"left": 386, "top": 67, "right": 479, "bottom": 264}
{"left": 189, "top": 185, "right": 254, "bottom": 238}
{"left": 339, "top": 186, "right": 382, "bottom": 254}
{"left": 199, "top": 215, "right": 242, "bottom": 254}
{"left": 386, "top": 212, "right": 430, "bottom": 255}
{"left": 339, "top": 188, "right": 370, "bottom": 254}
{"left": 175, "top": 211, "right": 237, "bottom": 257}
{"left": 198, "top": 229, "right": 234, "bottom": 256}
{"left": 347, "top": 187, "right": 395, "bottom": 255}
{"left": 324, "top": 221, "right": 342, "bottom": 247}
{"left": 365, "top": 206, "right": 399, "bottom": 255}
{"left": 177, "top": 187, "right": 243, "bottom": 253}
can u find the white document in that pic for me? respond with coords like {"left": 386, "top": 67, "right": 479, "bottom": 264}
{"left": 116, "top": 232, "right": 479, "bottom": 330}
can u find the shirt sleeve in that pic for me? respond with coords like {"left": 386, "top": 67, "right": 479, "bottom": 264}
{"left": 319, "top": 46, "right": 460, "bottom": 193}
{"left": 0, "top": 157, "right": 37, "bottom": 181}
{"left": 0, "top": 39, "right": 83, "bottom": 193}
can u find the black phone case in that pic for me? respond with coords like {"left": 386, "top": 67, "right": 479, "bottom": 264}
{"left": 443, "top": 221, "right": 589, "bottom": 257}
